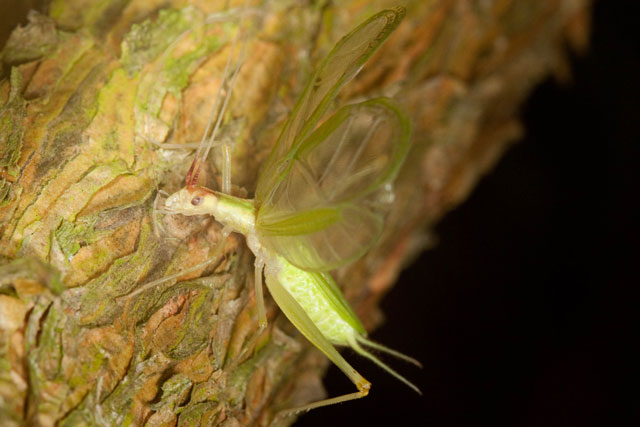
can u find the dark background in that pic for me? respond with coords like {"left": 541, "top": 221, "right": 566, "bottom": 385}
{"left": 302, "top": 1, "right": 635, "bottom": 426}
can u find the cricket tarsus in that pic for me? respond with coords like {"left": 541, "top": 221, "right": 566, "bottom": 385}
{"left": 273, "top": 390, "right": 370, "bottom": 426}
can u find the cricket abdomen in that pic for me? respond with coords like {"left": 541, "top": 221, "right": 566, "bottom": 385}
{"left": 245, "top": 232, "right": 365, "bottom": 348}
{"left": 270, "top": 256, "right": 360, "bottom": 347}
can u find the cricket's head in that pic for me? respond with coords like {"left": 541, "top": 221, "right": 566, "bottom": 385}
{"left": 164, "top": 186, "right": 218, "bottom": 216}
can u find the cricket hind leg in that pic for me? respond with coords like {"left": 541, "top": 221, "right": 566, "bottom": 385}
{"left": 264, "top": 275, "right": 371, "bottom": 425}
{"left": 272, "top": 386, "right": 370, "bottom": 425}
{"left": 273, "top": 335, "right": 423, "bottom": 423}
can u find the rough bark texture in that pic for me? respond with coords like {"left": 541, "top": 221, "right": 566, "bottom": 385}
{"left": 0, "top": 1, "right": 591, "bottom": 426}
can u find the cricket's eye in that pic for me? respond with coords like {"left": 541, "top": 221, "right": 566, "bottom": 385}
{"left": 191, "top": 196, "right": 203, "bottom": 206}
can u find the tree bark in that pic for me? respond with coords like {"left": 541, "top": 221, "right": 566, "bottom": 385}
{"left": 0, "top": 0, "right": 591, "bottom": 425}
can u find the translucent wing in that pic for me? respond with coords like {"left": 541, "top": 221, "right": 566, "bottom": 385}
{"left": 256, "top": 98, "right": 411, "bottom": 271}
{"left": 255, "top": 8, "right": 405, "bottom": 204}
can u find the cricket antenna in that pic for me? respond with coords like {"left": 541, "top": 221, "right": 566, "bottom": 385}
{"left": 186, "top": 0, "right": 250, "bottom": 190}
{"left": 185, "top": 159, "right": 200, "bottom": 189}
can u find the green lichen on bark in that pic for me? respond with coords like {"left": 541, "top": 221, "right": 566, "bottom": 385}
{"left": 121, "top": 7, "right": 204, "bottom": 76}
{"left": 0, "top": 68, "right": 25, "bottom": 177}
{"left": 1, "top": 11, "right": 60, "bottom": 65}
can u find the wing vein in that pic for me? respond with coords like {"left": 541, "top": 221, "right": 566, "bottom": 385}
{"left": 321, "top": 227, "right": 344, "bottom": 261}
{"left": 328, "top": 117, "right": 381, "bottom": 200}
{"left": 318, "top": 115, "right": 355, "bottom": 187}
{"left": 297, "top": 158, "right": 330, "bottom": 203}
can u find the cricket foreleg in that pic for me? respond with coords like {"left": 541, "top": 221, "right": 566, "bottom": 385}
{"left": 254, "top": 257, "right": 267, "bottom": 329}
{"left": 228, "top": 257, "right": 268, "bottom": 367}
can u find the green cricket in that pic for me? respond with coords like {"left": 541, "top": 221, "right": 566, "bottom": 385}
{"left": 160, "top": 7, "right": 420, "bottom": 417}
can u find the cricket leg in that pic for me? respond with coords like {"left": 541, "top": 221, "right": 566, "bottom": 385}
{"left": 254, "top": 257, "right": 267, "bottom": 329}
{"left": 265, "top": 274, "right": 371, "bottom": 425}
{"left": 228, "top": 258, "right": 268, "bottom": 368}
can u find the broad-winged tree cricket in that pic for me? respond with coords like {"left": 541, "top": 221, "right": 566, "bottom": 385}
{"left": 128, "top": 6, "right": 421, "bottom": 420}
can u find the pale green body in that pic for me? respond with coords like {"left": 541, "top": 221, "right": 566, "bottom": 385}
{"left": 272, "top": 260, "right": 363, "bottom": 346}
{"left": 165, "top": 187, "right": 381, "bottom": 409}
{"left": 170, "top": 189, "right": 365, "bottom": 348}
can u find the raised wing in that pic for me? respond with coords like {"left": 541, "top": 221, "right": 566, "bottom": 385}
{"left": 256, "top": 98, "right": 411, "bottom": 272}
{"left": 255, "top": 8, "right": 405, "bottom": 204}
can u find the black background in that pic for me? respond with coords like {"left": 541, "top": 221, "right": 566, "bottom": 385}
{"left": 301, "top": 1, "right": 635, "bottom": 426}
